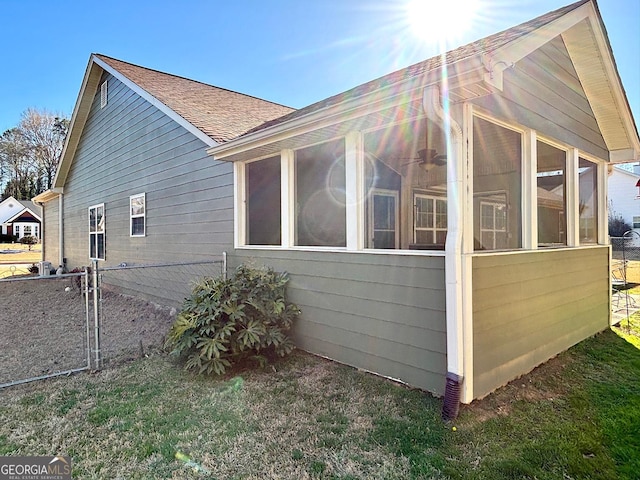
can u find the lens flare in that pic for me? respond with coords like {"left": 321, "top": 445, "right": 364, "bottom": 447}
{"left": 406, "top": 0, "right": 480, "bottom": 46}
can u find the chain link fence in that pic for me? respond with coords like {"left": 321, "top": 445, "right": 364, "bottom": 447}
{"left": 0, "top": 256, "right": 226, "bottom": 388}
{"left": 95, "top": 257, "right": 226, "bottom": 367}
{"left": 611, "top": 232, "right": 640, "bottom": 284}
{"left": 0, "top": 273, "right": 91, "bottom": 388}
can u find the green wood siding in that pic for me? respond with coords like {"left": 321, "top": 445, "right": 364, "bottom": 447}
{"left": 472, "top": 247, "right": 610, "bottom": 399}
{"left": 61, "top": 72, "right": 234, "bottom": 269}
{"left": 230, "top": 249, "right": 447, "bottom": 395}
{"left": 472, "top": 35, "right": 608, "bottom": 160}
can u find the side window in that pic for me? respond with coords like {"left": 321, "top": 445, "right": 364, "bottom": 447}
{"left": 89, "top": 204, "right": 105, "bottom": 260}
{"left": 130, "top": 193, "right": 146, "bottom": 237}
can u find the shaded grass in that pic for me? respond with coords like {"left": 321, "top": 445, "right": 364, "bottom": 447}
{"left": 0, "top": 318, "right": 638, "bottom": 479}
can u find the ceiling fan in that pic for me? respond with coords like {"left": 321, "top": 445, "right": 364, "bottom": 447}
{"left": 400, "top": 148, "right": 447, "bottom": 171}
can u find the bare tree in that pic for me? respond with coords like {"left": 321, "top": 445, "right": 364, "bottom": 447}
{"left": 18, "top": 108, "right": 69, "bottom": 191}
{"left": 0, "top": 128, "right": 32, "bottom": 199}
{"left": 0, "top": 109, "right": 69, "bottom": 199}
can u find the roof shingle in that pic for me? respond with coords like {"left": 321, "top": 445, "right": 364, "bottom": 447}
{"left": 95, "top": 54, "right": 296, "bottom": 143}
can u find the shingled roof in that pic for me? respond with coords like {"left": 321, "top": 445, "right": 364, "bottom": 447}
{"left": 95, "top": 54, "right": 295, "bottom": 143}
{"left": 245, "top": 0, "right": 590, "bottom": 135}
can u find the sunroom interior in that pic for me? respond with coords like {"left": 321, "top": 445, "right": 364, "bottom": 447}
{"left": 240, "top": 107, "right": 602, "bottom": 254}
{"left": 242, "top": 114, "right": 453, "bottom": 252}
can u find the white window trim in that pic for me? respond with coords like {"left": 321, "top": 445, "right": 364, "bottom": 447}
{"left": 479, "top": 199, "right": 508, "bottom": 250}
{"left": 130, "top": 193, "right": 146, "bottom": 237}
{"left": 413, "top": 193, "right": 447, "bottom": 245}
{"left": 368, "top": 188, "right": 400, "bottom": 249}
{"left": 88, "top": 203, "right": 105, "bottom": 261}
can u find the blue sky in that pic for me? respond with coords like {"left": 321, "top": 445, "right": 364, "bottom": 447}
{"left": 1, "top": 0, "right": 638, "bottom": 135}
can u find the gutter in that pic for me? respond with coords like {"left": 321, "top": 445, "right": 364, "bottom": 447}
{"left": 207, "top": 56, "right": 487, "bottom": 161}
{"left": 422, "top": 85, "right": 466, "bottom": 419}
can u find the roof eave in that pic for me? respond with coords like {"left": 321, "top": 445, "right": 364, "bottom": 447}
{"left": 561, "top": 0, "right": 640, "bottom": 162}
{"left": 52, "top": 55, "right": 103, "bottom": 189}
{"left": 207, "top": 56, "right": 488, "bottom": 160}
{"left": 33, "top": 189, "right": 63, "bottom": 203}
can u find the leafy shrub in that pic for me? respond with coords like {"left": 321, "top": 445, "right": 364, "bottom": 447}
{"left": 19, "top": 235, "right": 38, "bottom": 250}
{"left": 28, "top": 263, "right": 39, "bottom": 274}
{"left": 165, "top": 264, "right": 301, "bottom": 375}
{"left": 609, "top": 214, "right": 633, "bottom": 238}
{"left": 0, "top": 234, "right": 17, "bottom": 243}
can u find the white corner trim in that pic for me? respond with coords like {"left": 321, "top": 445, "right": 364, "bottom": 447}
{"left": 345, "top": 131, "right": 364, "bottom": 251}
{"left": 234, "top": 162, "right": 245, "bottom": 249}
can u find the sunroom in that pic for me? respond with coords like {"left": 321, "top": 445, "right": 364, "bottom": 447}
{"left": 208, "top": 0, "right": 639, "bottom": 406}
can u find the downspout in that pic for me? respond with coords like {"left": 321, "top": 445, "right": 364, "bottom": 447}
{"left": 34, "top": 200, "right": 45, "bottom": 261}
{"left": 422, "top": 85, "right": 465, "bottom": 419}
{"left": 58, "top": 194, "right": 64, "bottom": 269}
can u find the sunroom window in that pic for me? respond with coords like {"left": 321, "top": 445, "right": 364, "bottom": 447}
{"left": 473, "top": 116, "right": 522, "bottom": 251}
{"left": 246, "top": 156, "right": 281, "bottom": 245}
{"left": 578, "top": 157, "right": 598, "bottom": 244}
{"left": 537, "top": 141, "right": 567, "bottom": 246}
{"left": 295, "top": 139, "right": 346, "bottom": 247}
{"left": 363, "top": 118, "right": 448, "bottom": 250}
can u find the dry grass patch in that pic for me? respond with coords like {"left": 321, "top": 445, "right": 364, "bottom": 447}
{"left": 0, "top": 351, "right": 424, "bottom": 479}
{"left": 1, "top": 322, "right": 638, "bottom": 479}
{"left": 0, "top": 242, "right": 42, "bottom": 264}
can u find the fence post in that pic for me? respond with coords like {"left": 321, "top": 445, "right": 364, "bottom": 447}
{"left": 92, "top": 259, "right": 102, "bottom": 370}
{"left": 84, "top": 268, "right": 91, "bottom": 369}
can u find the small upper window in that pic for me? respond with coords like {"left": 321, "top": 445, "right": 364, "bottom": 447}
{"left": 130, "top": 193, "right": 145, "bottom": 237}
{"left": 100, "top": 81, "right": 108, "bottom": 108}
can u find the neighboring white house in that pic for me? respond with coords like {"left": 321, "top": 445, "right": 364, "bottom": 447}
{"left": 0, "top": 196, "right": 42, "bottom": 241}
{"left": 608, "top": 165, "right": 640, "bottom": 246}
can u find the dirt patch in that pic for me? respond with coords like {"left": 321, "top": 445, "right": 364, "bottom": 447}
{"left": 464, "top": 353, "right": 573, "bottom": 423}
{"left": 0, "top": 276, "right": 177, "bottom": 386}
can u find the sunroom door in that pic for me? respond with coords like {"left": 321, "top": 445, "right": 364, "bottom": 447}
{"left": 369, "top": 189, "right": 399, "bottom": 249}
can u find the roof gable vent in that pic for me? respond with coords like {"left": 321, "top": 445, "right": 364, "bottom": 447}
{"left": 100, "top": 80, "right": 108, "bottom": 108}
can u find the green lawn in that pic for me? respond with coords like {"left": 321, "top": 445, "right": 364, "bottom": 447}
{"left": 0, "top": 317, "right": 638, "bottom": 479}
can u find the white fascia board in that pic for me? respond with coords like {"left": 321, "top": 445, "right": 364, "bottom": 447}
{"left": 92, "top": 56, "right": 218, "bottom": 148}
{"left": 580, "top": 3, "right": 640, "bottom": 157}
{"left": 33, "top": 189, "right": 62, "bottom": 203}
{"left": 53, "top": 55, "right": 103, "bottom": 189}
{"left": 484, "top": 3, "right": 592, "bottom": 86}
{"left": 208, "top": 57, "right": 486, "bottom": 160}
{"left": 610, "top": 148, "right": 639, "bottom": 164}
